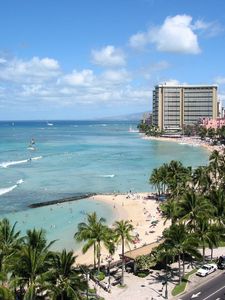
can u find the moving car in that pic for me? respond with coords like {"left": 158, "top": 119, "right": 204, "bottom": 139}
{"left": 217, "top": 256, "right": 225, "bottom": 269}
{"left": 196, "top": 263, "right": 217, "bottom": 277}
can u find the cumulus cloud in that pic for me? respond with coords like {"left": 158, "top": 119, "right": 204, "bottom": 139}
{"left": 60, "top": 69, "right": 95, "bottom": 86}
{"left": 129, "top": 32, "right": 149, "bottom": 49}
{"left": 0, "top": 55, "right": 151, "bottom": 114}
{"left": 91, "top": 45, "right": 126, "bottom": 67}
{"left": 101, "top": 69, "right": 131, "bottom": 83}
{"left": 129, "top": 14, "right": 201, "bottom": 54}
{"left": 0, "top": 56, "right": 60, "bottom": 83}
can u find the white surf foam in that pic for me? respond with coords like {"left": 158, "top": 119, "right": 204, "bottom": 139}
{"left": 31, "top": 156, "right": 42, "bottom": 161}
{"left": 0, "top": 159, "right": 28, "bottom": 168}
{"left": 16, "top": 179, "right": 24, "bottom": 185}
{"left": 99, "top": 174, "right": 115, "bottom": 178}
{"left": 27, "top": 146, "right": 36, "bottom": 151}
{"left": 0, "top": 179, "right": 24, "bottom": 196}
{"left": 0, "top": 156, "right": 42, "bottom": 168}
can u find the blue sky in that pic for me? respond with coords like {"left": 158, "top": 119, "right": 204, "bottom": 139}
{"left": 0, "top": 0, "right": 225, "bottom": 120}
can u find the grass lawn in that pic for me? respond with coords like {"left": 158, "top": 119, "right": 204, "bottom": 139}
{"left": 171, "top": 269, "right": 197, "bottom": 296}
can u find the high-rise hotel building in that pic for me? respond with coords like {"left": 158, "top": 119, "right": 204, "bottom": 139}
{"left": 152, "top": 84, "right": 218, "bottom": 131}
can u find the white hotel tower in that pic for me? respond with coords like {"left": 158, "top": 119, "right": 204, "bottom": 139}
{"left": 152, "top": 84, "right": 218, "bottom": 131}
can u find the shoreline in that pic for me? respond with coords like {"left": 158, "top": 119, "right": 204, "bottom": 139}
{"left": 141, "top": 134, "right": 222, "bottom": 153}
{"left": 74, "top": 192, "right": 169, "bottom": 265}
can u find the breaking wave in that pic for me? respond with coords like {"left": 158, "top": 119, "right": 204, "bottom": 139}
{"left": 0, "top": 179, "right": 24, "bottom": 196}
{"left": 99, "top": 174, "right": 115, "bottom": 178}
{"left": 0, "top": 156, "right": 42, "bottom": 168}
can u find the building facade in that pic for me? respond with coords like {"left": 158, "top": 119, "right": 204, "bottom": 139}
{"left": 152, "top": 84, "right": 218, "bottom": 131}
{"left": 201, "top": 117, "right": 225, "bottom": 130}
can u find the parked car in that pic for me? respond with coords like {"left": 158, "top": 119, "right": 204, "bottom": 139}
{"left": 217, "top": 256, "right": 225, "bottom": 269}
{"left": 196, "top": 263, "right": 217, "bottom": 277}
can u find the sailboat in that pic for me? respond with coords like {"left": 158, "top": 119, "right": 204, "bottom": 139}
{"left": 27, "top": 138, "right": 36, "bottom": 151}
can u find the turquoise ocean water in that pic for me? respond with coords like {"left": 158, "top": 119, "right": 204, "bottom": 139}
{"left": 0, "top": 120, "right": 209, "bottom": 250}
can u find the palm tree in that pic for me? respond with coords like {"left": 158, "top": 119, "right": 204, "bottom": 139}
{"left": 209, "top": 150, "right": 225, "bottom": 187}
{"left": 207, "top": 127, "right": 216, "bottom": 140}
{"left": 198, "top": 126, "right": 207, "bottom": 140}
{"left": 74, "top": 212, "right": 111, "bottom": 272}
{"left": 160, "top": 199, "right": 181, "bottom": 225}
{"left": 192, "top": 166, "right": 211, "bottom": 194}
{"left": 12, "top": 228, "right": 55, "bottom": 299}
{"left": 194, "top": 218, "right": 215, "bottom": 263}
{"left": 208, "top": 188, "right": 225, "bottom": 225}
{"left": 155, "top": 242, "right": 175, "bottom": 299}
{"left": 179, "top": 191, "right": 214, "bottom": 231}
{"left": 149, "top": 168, "right": 163, "bottom": 195}
{"left": 0, "top": 285, "right": 14, "bottom": 300}
{"left": 47, "top": 249, "right": 87, "bottom": 300}
{"left": 0, "top": 218, "right": 22, "bottom": 272}
{"left": 113, "top": 220, "right": 134, "bottom": 286}
{"left": 163, "top": 224, "right": 200, "bottom": 283}
{"left": 166, "top": 161, "right": 191, "bottom": 198}
{"left": 207, "top": 223, "right": 225, "bottom": 260}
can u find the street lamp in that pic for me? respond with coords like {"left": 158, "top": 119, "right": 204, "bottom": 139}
{"left": 106, "top": 255, "right": 114, "bottom": 292}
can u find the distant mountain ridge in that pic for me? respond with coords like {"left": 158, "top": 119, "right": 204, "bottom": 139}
{"left": 98, "top": 112, "right": 149, "bottom": 121}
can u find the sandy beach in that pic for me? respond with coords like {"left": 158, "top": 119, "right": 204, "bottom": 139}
{"left": 142, "top": 134, "right": 223, "bottom": 153}
{"left": 75, "top": 192, "right": 168, "bottom": 265}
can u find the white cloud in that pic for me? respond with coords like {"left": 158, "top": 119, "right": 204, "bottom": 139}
{"left": 192, "top": 20, "right": 224, "bottom": 37}
{"left": 0, "top": 56, "right": 60, "bottom": 83}
{"left": 60, "top": 69, "right": 95, "bottom": 86}
{"left": 91, "top": 45, "right": 126, "bottom": 67}
{"left": 214, "top": 76, "right": 225, "bottom": 85}
{"left": 0, "top": 58, "right": 7, "bottom": 64}
{"left": 129, "top": 32, "right": 149, "bottom": 49}
{"left": 158, "top": 79, "right": 188, "bottom": 86}
{"left": 150, "top": 15, "right": 201, "bottom": 54}
{"left": 0, "top": 55, "right": 151, "bottom": 115}
{"left": 129, "top": 14, "right": 201, "bottom": 54}
{"left": 192, "top": 20, "right": 210, "bottom": 31}
{"left": 40, "top": 57, "right": 59, "bottom": 69}
{"left": 101, "top": 69, "right": 130, "bottom": 83}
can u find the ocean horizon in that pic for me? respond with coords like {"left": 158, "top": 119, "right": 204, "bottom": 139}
{"left": 0, "top": 120, "right": 209, "bottom": 250}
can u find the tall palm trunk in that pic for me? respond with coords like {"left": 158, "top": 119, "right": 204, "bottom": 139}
{"left": 202, "top": 244, "right": 205, "bottom": 263}
{"left": 97, "top": 240, "right": 101, "bottom": 272}
{"left": 182, "top": 252, "right": 185, "bottom": 278}
{"left": 121, "top": 237, "right": 125, "bottom": 286}
{"left": 94, "top": 242, "right": 96, "bottom": 269}
{"left": 178, "top": 253, "right": 181, "bottom": 284}
{"left": 210, "top": 247, "right": 214, "bottom": 260}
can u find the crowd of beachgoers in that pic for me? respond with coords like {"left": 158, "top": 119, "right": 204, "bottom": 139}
{"left": 142, "top": 134, "right": 224, "bottom": 153}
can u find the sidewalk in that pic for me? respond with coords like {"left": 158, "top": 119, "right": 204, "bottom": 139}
{"left": 92, "top": 247, "right": 225, "bottom": 300}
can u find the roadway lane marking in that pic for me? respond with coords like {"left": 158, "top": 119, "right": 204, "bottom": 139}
{"left": 191, "top": 292, "right": 201, "bottom": 298}
{"left": 202, "top": 285, "right": 225, "bottom": 300}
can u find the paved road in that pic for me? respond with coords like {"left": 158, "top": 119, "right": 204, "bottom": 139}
{"left": 178, "top": 271, "right": 225, "bottom": 300}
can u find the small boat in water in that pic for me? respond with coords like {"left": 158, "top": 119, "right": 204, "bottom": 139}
{"left": 47, "top": 122, "right": 54, "bottom": 126}
{"left": 27, "top": 138, "right": 36, "bottom": 150}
